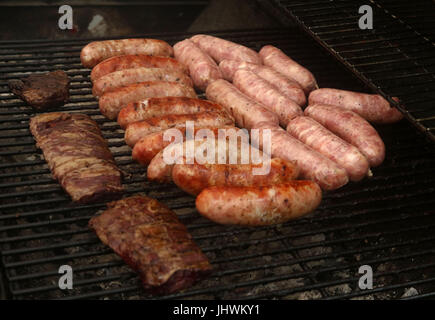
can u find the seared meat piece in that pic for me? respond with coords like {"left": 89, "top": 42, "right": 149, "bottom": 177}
{"left": 89, "top": 195, "right": 212, "bottom": 294}
{"left": 9, "top": 70, "right": 70, "bottom": 110}
{"left": 29, "top": 113, "right": 123, "bottom": 203}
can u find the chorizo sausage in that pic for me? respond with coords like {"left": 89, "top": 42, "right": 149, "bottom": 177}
{"left": 99, "top": 81, "right": 197, "bottom": 120}
{"left": 81, "top": 39, "right": 173, "bottom": 68}
{"left": 117, "top": 97, "right": 230, "bottom": 129}
{"left": 132, "top": 125, "right": 237, "bottom": 165}
{"left": 125, "top": 112, "right": 235, "bottom": 147}
{"left": 90, "top": 55, "right": 186, "bottom": 82}
{"left": 92, "top": 67, "right": 193, "bottom": 97}
{"left": 172, "top": 158, "right": 300, "bottom": 195}
{"left": 195, "top": 181, "right": 322, "bottom": 226}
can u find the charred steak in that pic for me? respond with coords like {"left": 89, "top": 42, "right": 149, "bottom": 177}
{"left": 9, "top": 70, "right": 70, "bottom": 110}
{"left": 29, "top": 112, "right": 123, "bottom": 203}
{"left": 89, "top": 195, "right": 212, "bottom": 294}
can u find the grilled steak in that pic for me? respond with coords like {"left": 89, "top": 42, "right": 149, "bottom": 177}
{"left": 29, "top": 113, "right": 123, "bottom": 203}
{"left": 89, "top": 195, "right": 212, "bottom": 294}
{"left": 9, "top": 70, "right": 70, "bottom": 110}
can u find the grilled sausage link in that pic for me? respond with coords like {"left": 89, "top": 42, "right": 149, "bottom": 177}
{"left": 219, "top": 59, "right": 306, "bottom": 106}
{"left": 132, "top": 125, "right": 237, "bottom": 165}
{"left": 233, "top": 69, "right": 303, "bottom": 126}
{"left": 92, "top": 67, "right": 193, "bottom": 97}
{"left": 308, "top": 88, "right": 403, "bottom": 124}
{"left": 305, "top": 104, "right": 385, "bottom": 167}
{"left": 147, "top": 138, "right": 261, "bottom": 183}
{"left": 259, "top": 45, "right": 318, "bottom": 94}
{"left": 173, "top": 39, "right": 222, "bottom": 91}
{"left": 81, "top": 39, "right": 173, "bottom": 68}
{"left": 118, "top": 97, "right": 231, "bottom": 129}
{"left": 190, "top": 34, "right": 261, "bottom": 64}
{"left": 253, "top": 122, "right": 349, "bottom": 190}
{"left": 172, "top": 158, "right": 300, "bottom": 196}
{"left": 90, "top": 55, "right": 187, "bottom": 82}
{"left": 125, "top": 112, "right": 235, "bottom": 147}
{"left": 99, "top": 81, "right": 197, "bottom": 120}
{"left": 206, "top": 79, "right": 279, "bottom": 129}
{"left": 195, "top": 181, "right": 322, "bottom": 226}
{"left": 287, "top": 116, "right": 370, "bottom": 181}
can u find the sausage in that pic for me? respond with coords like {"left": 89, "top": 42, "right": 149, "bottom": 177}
{"left": 147, "top": 138, "right": 262, "bottom": 183}
{"left": 172, "top": 158, "right": 300, "bottom": 196}
{"left": 219, "top": 59, "right": 306, "bottom": 106}
{"left": 190, "top": 34, "right": 261, "bottom": 64}
{"left": 233, "top": 69, "right": 303, "bottom": 126}
{"left": 287, "top": 116, "right": 370, "bottom": 181}
{"left": 173, "top": 39, "right": 222, "bottom": 91}
{"left": 259, "top": 45, "right": 318, "bottom": 94}
{"left": 99, "top": 81, "right": 197, "bottom": 120}
{"left": 90, "top": 55, "right": 187, "bottom": 82}
{"left": 92, "top": 67, "right": 193, "bottom": 97}
{"left": 304, "top": 104, "right": 385, "bottom": 167}
{"left": 195, "top": 181, "right": 322, "bottom": 226}
{"left": 118, "top": 97, "right": 231, "bottom": 129}
{"left": 81, "top": 39, "right": 173, "bottom": 68}
{"left": 206, "top": 79, "right": 279, "bottom": 129}
{"left": 253, "top": 122, "right": 349, "bottom": 190}
{"left": 125, "top": 112, "right": 235, "bottom": 147}
{"left": 132, "top": 125, "right": 237, "bottom": 165}
{"left": 308, "top": 88, "right": 403, "bottom": 124}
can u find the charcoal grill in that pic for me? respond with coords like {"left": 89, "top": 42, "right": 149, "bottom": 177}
{"left": 1, "top": 24, "right": 435, "bottom": 299}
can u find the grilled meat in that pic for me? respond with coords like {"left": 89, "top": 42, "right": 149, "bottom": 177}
{"left": 8, "top": 70, "right": 70, "bottom": 110}
{"left": 29, "top": 112, "right": 123, "bottom": 203}
{"left": 89, "top": 195, "right": 212, "bottom": 294}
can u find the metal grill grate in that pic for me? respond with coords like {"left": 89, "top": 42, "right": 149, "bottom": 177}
{"left": 0, "top": 29, "right": 435, "bottom": 300}
{"left": 258, "top": 0, "right": 435, "bottom": 143}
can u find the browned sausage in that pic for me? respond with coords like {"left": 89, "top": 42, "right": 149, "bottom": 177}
{"left": 147, "top": 138, "right": 263, "bottom": 183}
{"left": 219, "top": 59, "right": 306, "bottom": 106}
{"left": 205, "top": 79, "right": 279, "bottom": 129}
{"left": 125, "top": 112, "right": 235, "bottom": 147}
{"left": 259, "top": 45, "right": 318, "bottom": 94}
{"left": 90, "top": 55, "right": 186, "bottom": 82}
{"left": 118, "top": 97, "right": 231, "bottom": 129}
{"left": 99, "top": 81, "right": 197, "bottom": 120}
{"left": 233, "top": 69, "right": 303, "bottom": 126}
{"left": 92, "top": 67, "right": 193, "bottom": 97}
{"left": 252, "top": 122, "right": 349, "bottom": 190}
{"left": 173, "top": 39, "right": 222, "bottom": 91}
{"left": 308, "top": 88, "right": 403, "bottom": 124}
{"left": 190, "top": 34, "right": 261, "bottom": 64}
{"left": 81, "top": 39, "right": 173, "bottom": 68}
{"left": 172, "top": 158, "right": 300, "bottom": 195}
{"left": 132, "top": 125, "right": 237, "bottom": 166}
{"left": 304, "top": 104, "right": 385, "bottom": 167}
{"left": 287, "top": 116, "right": 370, "bottom": 181}
{"left": 195, "top": 181, "right": 322, "bottom": 226}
